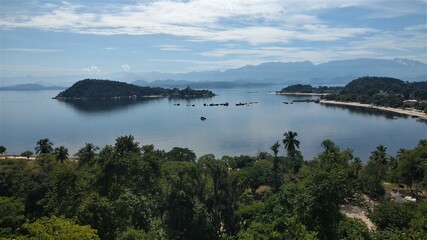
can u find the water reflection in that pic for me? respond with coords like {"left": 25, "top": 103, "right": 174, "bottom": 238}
{"left": 320, "top": 104, "right": 412, "bottom": 120}
{"left": 56, "top": 98, "right": 162, "bottom": 114}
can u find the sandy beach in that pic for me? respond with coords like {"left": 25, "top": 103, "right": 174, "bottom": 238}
{"left": 0, "top": 155, "right": 36, "bottom": 160}
{"left": 274, "top": 92, "right": 328, "bottom": 96}
{"left": 320, "top": 100, "right": 427, "bottom": 121}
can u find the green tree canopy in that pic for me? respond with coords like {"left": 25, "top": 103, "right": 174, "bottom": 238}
{"left": 0, "top": 146, "right": 6, "bottom": 154}
{"left": 18, "top": 216, "right": 99, "bottom": 240}
{"left": 166, "top": 147, "right": 196, "bottom": 162}
{"left": 35, "top": 138, "right": 54, "bottom": 155}
{"left": 54, "top": 146, "right": 69, "bottom": 163}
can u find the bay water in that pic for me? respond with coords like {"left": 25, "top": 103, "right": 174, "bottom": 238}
{"left": 1, "top": 87, "right": 426, "bottom": 161}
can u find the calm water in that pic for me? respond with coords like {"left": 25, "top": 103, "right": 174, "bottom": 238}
{"left": 1, "top": 87, "right": 426, "bottom": 161}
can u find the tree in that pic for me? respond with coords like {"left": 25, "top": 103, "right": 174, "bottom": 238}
{"left": 38, "top": 164, "right": 90, "bottom": 219}
{"left": 113, "top": 194, "right": 152, "bottom": 232}
{"left": 54, "top": 146, "right": 69, "bottom": 163}
{"left": 18, "top": 216, "right": 99, "bottom": 240}
{"left": 35, "top": 138, "right": 54, "bottom": 155}
{"left": 0, "top": 197, "right": 25, "bottom": 237}
{"left": 337, "top": 217, "right": 371, "bottom": 240}
{"left": 370, "top": 145, "right": 389, "bottom": 164}
{"left": 270, "top": 141, "right": 280, "bottom": 158}
{"left": 96, "top": 138, "right": 161, "bottom": 199}
{"left": 198, "top": 155, "right": 229, "bottom": 235}
{"left": 76, "top": 143, "right": 99, "bottom": 168}
{"left": 114, "top": 135, "right": 140, "bottom": 157}
{"left": 270, "top": 141, "right": 282, "bottom": 192}
{"left": 241, "top": 160, "right": 273, "bottom": 195}
{"left": 393, "top": 139, "right": 427, "bottom": 195}
{"left": 360, "top": 145, "right": 391, "bottom": 199}
{"left": 369, "top": 201, "right": 415, "bottom": 230}
{"left": 166, "top": 147, "right": 196, "bottom": 162}
{"left": 20, "top": 151, "right": 33, "bottom": 159}
{"left": 0, "top": 146, "right": 6, "bottom": 155}
{"left": 283, "top": 131, "right": 302, "bottom": 173}
{"left": 283, "top": 131, "right": 300, "bottom": 156}
{"left": 77, "top": 194, "right": 117, "bottom": 240}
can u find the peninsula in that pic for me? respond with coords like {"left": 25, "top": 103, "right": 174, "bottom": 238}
{"left": 320, "top": 76, "right": 427, "bottom": 120}
{"left": 53, "top": 79, "right": 215, "bottom": 100}
{"left": 278, "top": 77, "right": 427, "bottom": 120}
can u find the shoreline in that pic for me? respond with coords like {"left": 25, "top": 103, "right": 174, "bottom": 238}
{"left": 273, "top": 92, "right": 328, "bottom": 96}
{"left": 320, "top": 100, "right": 427, "bottom": 121}
{"left": 0, "top": 155, "right": 36, "bottom": 160}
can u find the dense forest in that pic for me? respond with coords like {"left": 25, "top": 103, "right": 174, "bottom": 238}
{"left": 280, "top": 84, "right": 342, "bottom": 94}
{"left": 0, "top": 134, "right": 426, "bottom": 239}
{"left": 54, "top": 79, "right": 215, "bottom": 100}
{"left": 322, "top": 76, "right": 427, "bottom": 111}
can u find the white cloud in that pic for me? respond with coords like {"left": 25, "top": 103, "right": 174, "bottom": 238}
{"left": 157, "top": 45, "right": 188, "bottom": 51}
{"left": 0, "top": 0, "right": 407, "bottom": 44}
{"left": 122, "top": 64, "right": 131, "bottom": 72}
{"left": 1, "top": 0, "right": 426, "bottom": 70}
{"left": 82, "top": 66, "right": 101, "bottom": 73}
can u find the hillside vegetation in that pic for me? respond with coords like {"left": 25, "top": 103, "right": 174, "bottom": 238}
{"left": 322, "top": 76, "right": 427, "bottom": 110}
{"left": 0, "top": 135, "right": 426, "bottom": 239}
{"left": 54, "top": 79, "right": 215, "bottom": 99}
{"left": 280, "top": 84, "right": 342, "bottom": 93}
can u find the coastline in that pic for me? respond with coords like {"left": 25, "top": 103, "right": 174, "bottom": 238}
{"left": 273, "top": 92, "right": 328, "bottom": 96}
{"left": 320, "top": 100, "right": 427, "bottom": 121}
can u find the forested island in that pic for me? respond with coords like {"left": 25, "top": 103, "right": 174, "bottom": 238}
{"left": 0, "top": 134, "right": 426, "bottom": 239}
{"left": 279, "top": 84, "right": 342, "bottom": 94}
{"left": 54, "top": 79, "right": 215, "bottom": 100}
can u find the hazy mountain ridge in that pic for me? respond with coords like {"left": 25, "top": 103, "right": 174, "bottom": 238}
{"left": 0, "top": 83, "right": 66, "bottom": 91}
{"left": 1, "top": 58, "right": 425, "bottom": 87}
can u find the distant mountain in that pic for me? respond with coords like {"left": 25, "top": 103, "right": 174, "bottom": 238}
{"left": 119, "top": 58, "right": 427, "bottom": 84}
{"left": 2, "top": 58, "right": 426, "bottom": 86}
{"left": 0, "top": 83, "right": 66, "bottom": 91}
{"left": 133, "top": 79, "right": 273, "bottom": 89}
{"left": 54, "top": 79, "right": 215, "bottom": 99}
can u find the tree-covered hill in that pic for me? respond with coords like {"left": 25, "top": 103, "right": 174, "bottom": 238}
{"left": 54, "top": 79, "right": 215, "bottom": 99}
{"left": 323, "top": 76, "right": 427, "bottom": 109}
{"left": 280, "top": 84, "right": 342, "bottom": 93}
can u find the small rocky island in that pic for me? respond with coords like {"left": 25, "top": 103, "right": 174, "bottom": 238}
{"left": 54, "top": 79, "right": 215, "bottom": 100}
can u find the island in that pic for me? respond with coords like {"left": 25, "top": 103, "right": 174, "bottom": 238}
{"left": 276, "top": 84, "right": 342, "bottom": 96}
{"left": 53, "top": 79, "right": 215, "bottom": 100}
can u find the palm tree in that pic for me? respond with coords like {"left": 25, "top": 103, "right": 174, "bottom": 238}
{"left": 270, "top": 141, "right": 280, "bottom": 158}
{"left": 270, "top": 141, "right": 281, "bottom": 192}
{"left": 54, "top": 146, "right": 69, "bottom": 163}
{"left": 282, "top": 131, "right": 300, "bottom": 157}
{"left": 76, "top": 143, "right": 99, "bottom": 168}
{"left": 370, "top": 145, "right": 388, "bottom": 164}
{"left": 35, "top": 138, "right": 54, "bottom": 155}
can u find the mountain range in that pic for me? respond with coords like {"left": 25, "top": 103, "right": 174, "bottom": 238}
{"left": 0, "top": 83, "right": 66, "bottom": 91}
{"left": 1, "top": 58, "right": 425, "bottom": 88}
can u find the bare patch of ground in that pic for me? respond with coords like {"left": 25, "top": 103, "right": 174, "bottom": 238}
{"left": 340, "top": 204, "right": 376, "bottom": 230}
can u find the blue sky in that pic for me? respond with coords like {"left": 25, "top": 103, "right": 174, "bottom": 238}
{"left": 1, "top": 0, "right": 426, "bottom": 77}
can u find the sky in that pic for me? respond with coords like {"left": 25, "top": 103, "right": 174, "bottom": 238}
{"left": 0, "top": 0, "right": 426, "bottom": 78}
